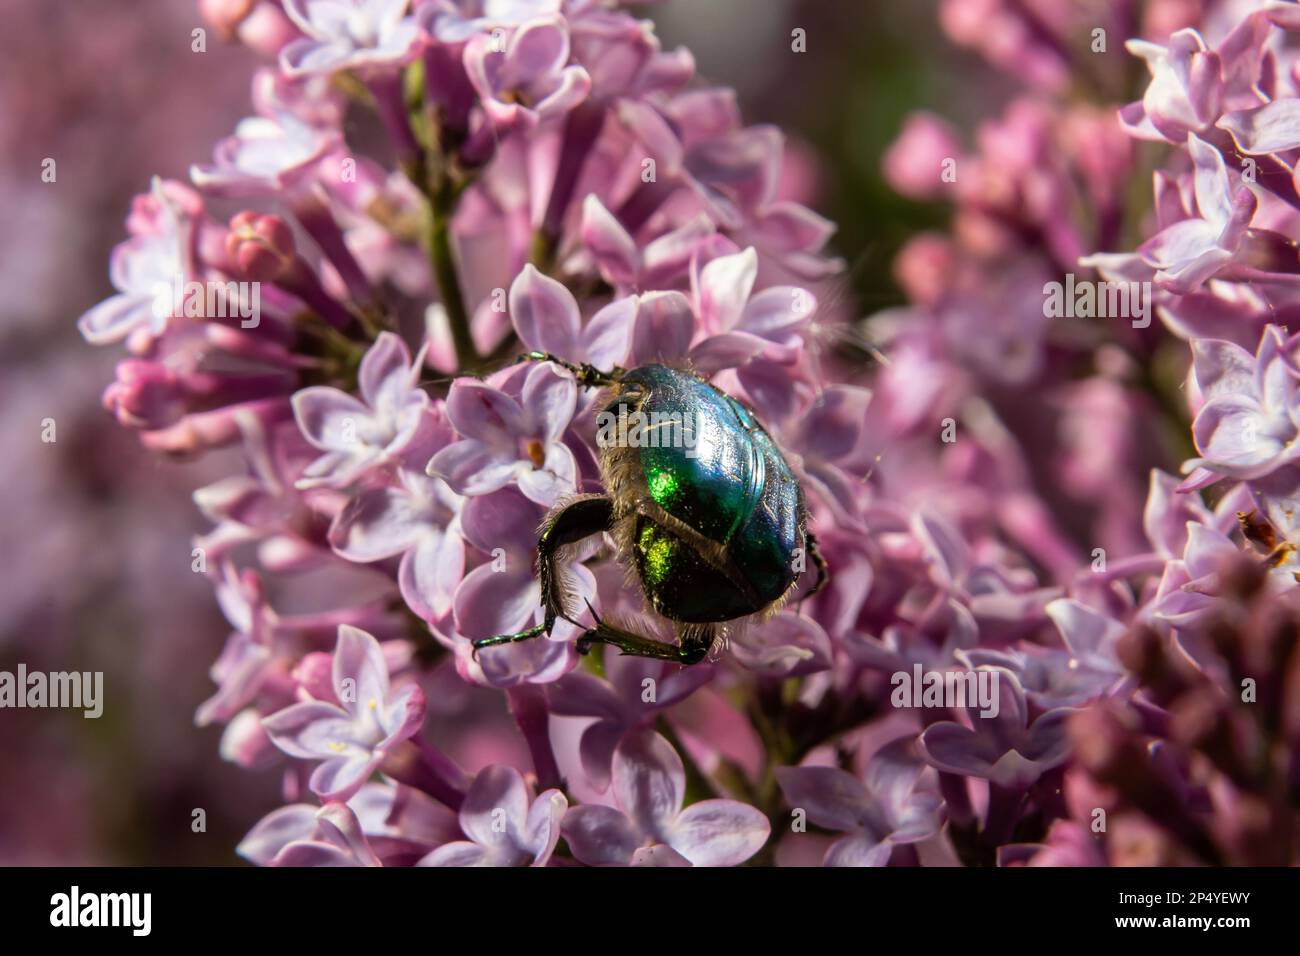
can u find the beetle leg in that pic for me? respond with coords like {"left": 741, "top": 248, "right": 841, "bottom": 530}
{"left": 473, "top": 496, "right": 614, "bottom": 657}
{"left": 472, "top": 621, "right": 548, "bottom": 657}
{"left": 574, "top": 601, "right": 713, "bottom": 665}
{"left": 513, "top": 350, "right": 623, "bottom": 389}
{"left": 802, "top": 531, "right": 829, "bottom": 602}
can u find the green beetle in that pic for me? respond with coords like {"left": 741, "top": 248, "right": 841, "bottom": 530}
{"left": 473, "top": 352, "right": 827, "bottom": 665}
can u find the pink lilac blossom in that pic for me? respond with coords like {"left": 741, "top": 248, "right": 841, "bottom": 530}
{"left": 77, "top": 0, "right": 1300, "bottom": 868}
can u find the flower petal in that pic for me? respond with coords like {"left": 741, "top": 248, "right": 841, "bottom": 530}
{"left": 631, "top": 291, "right": 695, "bottom": 365}
{"left": 561, "top": 805, "right": 639, "bottom": 866}
{"left": 509, "top": 263, "right": 581, "bottom": 357}
{"left": 666, "top": 799, "right": 770, "bottom": 866}
{"left": 612, "top": 730, "right": 685, "bottom": 837}
{"left": 448, "top": 375, "right": 527, "bottom": 435}
{"left": 329, "top": 486, "right": 427, "bottom": 561}
{"left": 694, "top": 247, "right": 758, "bottom": 333}
{"left": 292, "top": 386, "right": 373, "bottom": 452}
{"left": 774, "top": 765, "right": 869, "bottom": 832}
{"left": 521, "top": 362, "right": 577, "bottom": 444}
{"left": 333, "top": 624, "right": 391, "bottom": 713}
{"left": 1218, "top": 99, "right": 1300, "bottom": 154}
{"left": 460, "top": 765, "right": 530, "bottom": 850}
{"left": 581, "top": 196, "right": 639, "bottom": 289}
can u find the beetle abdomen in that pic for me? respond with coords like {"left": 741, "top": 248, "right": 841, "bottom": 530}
{"left": 608, "top": 365, "right": 803, "bottom": 616}
{"left": 632, "top": 518, "right": 757, "bottom": 623}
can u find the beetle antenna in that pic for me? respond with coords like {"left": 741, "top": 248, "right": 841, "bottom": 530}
{"left": 515, "top": 351, "right": 623, "bottom": 388}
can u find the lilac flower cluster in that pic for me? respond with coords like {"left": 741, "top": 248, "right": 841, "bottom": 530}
{"left": 79, "top": 0, "right": 1300, "bottom": 867}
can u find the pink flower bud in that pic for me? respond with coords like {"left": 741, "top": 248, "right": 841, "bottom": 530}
{"left": 893, "top": 233, "right": 955, "bottom": 308}
{"left": 198, "top": 0, "right": 257, "bottom": 40}
{"left": 882, "top": 112, "right": 962, "bottom": 200}
{"left": 238, "top": 3, "right": 301, "bottom": 58}
{"left": 292, "top": 652, "right": 336, "bottom": 703}
{"left": 227, "top": 211, "right": 296, "bottom": 281}
{"left": 103, "top": 360, "right": 185, "bottom": 430}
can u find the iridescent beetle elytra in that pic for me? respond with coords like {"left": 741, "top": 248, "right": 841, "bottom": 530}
{"left": 473, "top": 352, "right": 828, "bottom": 665}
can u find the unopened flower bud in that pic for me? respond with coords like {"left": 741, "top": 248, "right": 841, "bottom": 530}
{"left": 227, "top": 211, "right": 296, "bottom": 282}
{"left": 292, "top": 652, "right": 335, "bottom": 702}
{"left": 103, "top": 360, "right": 184, "bottom": 430}
{"left": 199, "top": 0, "right": 257, "bottom": 40}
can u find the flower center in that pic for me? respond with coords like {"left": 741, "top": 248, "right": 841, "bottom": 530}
{"left": 525, "top": 439, "right": 546, "bottom": 467}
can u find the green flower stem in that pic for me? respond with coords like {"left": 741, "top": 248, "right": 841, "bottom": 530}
{"left": 399, "top": 55, "right": 479, "bottom": 375}
{"left": 425, "top": 174, "right": 479, "bottom": 372}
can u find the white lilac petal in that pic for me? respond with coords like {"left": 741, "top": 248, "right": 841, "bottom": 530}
{"left": 399, "top": 528, "right": 465, "bottom": 621}
{"left": 1188, "top": 133, "right": 1233, "bottom": 228}
{"left": 581, "top": 195, "right": 639, "bottom": 287}
{"left": 1044, "top": 598, "right": 1125, "bottom": 660}
{"left": 358, "top": 331, "right": 416, "bottom": 411}
{"left": 452, "top": 564, "right": 540, "bottom": 639}
{"left": 329, "top": 485, "right": 429, "bottom": 561}
{"left": 237, "top": 804, "right": 320, "bottom": 865}
{"left": 773, "top": 765, "right": 870, "bottom": 832}
{"left": 508, "top": 263, "right": 582, "bottom": 356}
{"left": 1192, "top": 394, "right": 1284, "bottom": 473}
{"left": 665, "top": 799, "right": 769, "bottom": 866}
{"left": 522, "top": 789, "right": 568, "bottom": 865}
{"left": 332, "top": 624, "right": 392, "bottom": 714}
{"left": 611, "top": 730, "right": 685, "bottom": 838}
{"left": 581, "top": 296, "right": 636, "bottom": 369}
{"left": 459, "top": 765, "right": 531, "bottom": 849}
{"left": 520, "top": 362, "right": 577, "bottom": 444}
{"left": 292, "top": 386, "right": 374, "bottom": 452}
{"left": 1217, "top": 99, "right": 1300, "bottom": 154}
{"left": 445, "top": 378, "right": 529, "bottom": 440}
{"left": 630, "top": 844, "right": 693, "bottom": 866}
{"left": 515, "top": 442, "right": 577, "bottom": 506}
{"left": 262, "top": 700, "right": 356, "bottom": 760}
{"left": 1192, "top": 337, "right": 1260, "bottom": 398}
{"left": 824, "top": 832, "right": 893, "bottom": 868}
{"left": 694, "top": 247, "right": 758, "bottom": 333}
{"left": 741, "top": 285, "right": 814, "bottom": 341}
{"left": 429, "top": 439, "right": 522, "bottom": 496}
{"left": 418, "top": 842, "right": 491, "bottom": 866}
{"left": 561, "top": 805, "right": 640, "bottom": 866}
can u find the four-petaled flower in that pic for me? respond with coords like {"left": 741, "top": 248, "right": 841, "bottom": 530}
{"left": 418, "top": 765, "right": 567, "bottom": 866}
{"left": 428, "top": 361, "right": 577, "bottom": 506}
{"left": 191, "top": 108, "right": 341, "bottom": 198}
{"left": 1135, "top": 133, "right": 1254, "bottom": 294}
{"left": 293, "top": 332, "right": 432, "bottom": 489}
{"left": 546, "top": 652, "right": 713, "bottom": 790}
{"left": 776, "top": 738, "right": 943, "bottom": 867}
{"left": 919, "top": 667, "right": 1076, "bottom": 790}
{"left": 463, "top": 17, "right": 591, "bottom": 129}
{"left": 262, "top": 624, "right": 427, "bottom": 801}
{"left": 77, "top": 178, "right": 196, "bottom": 346}
{"left": 562, "top": 730, "right": 770, "bottom": 866}
{"left": 1186, "top": 325, "right": 1300, "bottom": 483}
{"left": 281, "top": 0, "right": 422, "bottom": 76}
